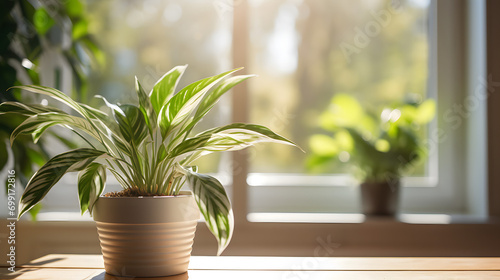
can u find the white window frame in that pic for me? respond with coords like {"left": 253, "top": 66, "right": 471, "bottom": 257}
{"left": 4, "top": 0, "right": 499, "bottom": 261}
{"left": 12, "top": 0, "right": 486, "bottom": 221}
{"left": 4, "top": 0, "right": 479, "bottom": 218}
{"left": 232, "top": 0, "right": 487, "bottom": 220}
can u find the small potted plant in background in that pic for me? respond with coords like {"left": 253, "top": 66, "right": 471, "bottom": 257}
{"left": 1, "top": 65, "right": 300, "bottom": 277}
{"left": 307, "top": 93, "right": 435, "bottom": 216}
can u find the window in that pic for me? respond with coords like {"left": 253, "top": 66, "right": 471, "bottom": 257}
{"left": 16, "top": 0, "right": 486, "bottom": 221}
{"left": 3, "top": 0, "right": 496, "bottom": 260}
{"left": 236, "top": 0, "right": 485, "bottom": 218}
{"left": 244, "top": 0, "right": 440, "bottom": 215}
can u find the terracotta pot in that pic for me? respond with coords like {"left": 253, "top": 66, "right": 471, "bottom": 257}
{"left": 360, "top": 179, "right": 400, "bottom": 216}
{"left": 93, "top": 191, "right": 199, "bottom": 277}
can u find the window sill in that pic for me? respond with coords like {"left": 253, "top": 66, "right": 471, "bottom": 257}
{"left": 11, "top": 211, "right": 494, "bottom": 225}
{"left": 3, "top": 212, "right": 500, "bottom": 259}
{"left": 246, "top": 212, "right": 492, "bottom": 224}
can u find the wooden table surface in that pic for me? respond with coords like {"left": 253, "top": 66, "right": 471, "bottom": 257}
{"left": 2, "top": 254, "right": 500, "bottom": 279}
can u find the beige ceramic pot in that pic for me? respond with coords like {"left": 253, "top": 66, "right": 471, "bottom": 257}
{"left": 93, "top": 191, "right": 199, "bottom": 277}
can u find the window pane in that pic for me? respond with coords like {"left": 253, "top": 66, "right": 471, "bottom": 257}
{"left": 248, "top": 0, "right": 430, "bottom": 175}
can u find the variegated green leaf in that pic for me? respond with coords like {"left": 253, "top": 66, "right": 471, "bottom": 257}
{"left": 194, "top": 75, "right": 256, "bottom": 123}
{"left": 182, "top": 167, "right": 233, "bottom": 255}
{"left": 201, "top": 123, "right": 297, "bottom": 145}
{"left": 158, "top": 68, "right": 241, "bottom": 138}
{"left": 81, "top": 102, "right": 121, "bottom": 135}
{"left": 10, "top": 85, "right": 91, "bottom": 119}
{"left": 149, "top": 65, "right": 187, "bottom": 115}
{"left": 169, "top": 134, "right": 211, "bottom": 159}
{"left": 91, "top": 96, "right": 125, "bottom": 133}
{"left": 78, "top": 162, "right": 106, "bottom": 215}
{"left": 80, "top": 103, "right": 109, "bottom": 121}
{"left": 0, "top": 101, "right": 65, "bottom": 116}
{"left": 169, "top": 123, "right": 300, "bottom": 159}
{"left": 98, "top": 96, "right": 148, "bottom": 147}
{"left": 10, "top": 112, "right": 99, "bottom": 145}
{"left": 113, "top": 104, "right": 148, "bottom": 147}
{"left": 136, "top": 77, "right": 157, "bottom": 134}
{"left": 111, "top": 133, "right": 133, "bottom": 157}
{"left": 170, "top": 132, "right": 260, "bottom": 160}
{"left": 9, "top": 86, "right": 111, "bottom": 148}
{"left": 18, "top": 148, "right": 107, "bottom": 218}
{"left": 9, "top": 86, "right": 110, "bottom": 139}
{"left": 178, "top": 74, "right": 256, "bottom": 139}
{"left": 74, "top": 97, "right": 133, "bottom": 157}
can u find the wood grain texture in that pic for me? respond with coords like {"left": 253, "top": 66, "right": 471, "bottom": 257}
{"left": 8, "top": 254, "right": 500, "bottom": 273}
{"left": 4, "top": 269, "right": 500, "bottom": 280}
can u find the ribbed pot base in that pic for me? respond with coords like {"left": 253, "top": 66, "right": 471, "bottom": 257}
{"left": 96, "top": 220, "right": 197, "bottom": 277}
{"left": 93, "top": 192, "right": 199, "bottom": 277}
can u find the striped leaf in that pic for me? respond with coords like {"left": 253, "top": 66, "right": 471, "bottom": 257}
{"left": 18, "top": 148, "right": 107, "bottom": 218}
{"left": 113, "top": 104, "right": 148, "bottom": 147}
{"left": 201, "top": 123, "right": 298, "bottom": 144}
{"left": 169, "top": 133, "right": 257, "bottom": 160}
{"left": 158, "top": 68, "right": 241, "bottom": 138}
{"left": 89, "top": 96, "right": 131, "bottom": 150}
{"left": 78, "top": 162, "right": 106, "bottom": 215}
{"left": 10, "top": 85, "right": 91, "bottom": 119}
{"left": 183, "top": 167, "right": 233, "bottom": 255}
{"left": 9, "top": 86, "right": 110, "bottom": 146}
{"left": 136, "top": 77, "right": 157, "bottom": 134}
{"left": 99, "top": 96, "right": 148, "bottom": 147}
{"left": 81, "top": 102, "right": 121, "bottom": 136}
{"left": 169, "top": 123, "right": 300, "bottom": 159}
{"left": 80, "top": 103, "right": 109, "bottom": 121}
{"left": 11, "top": 112, "right": 99, "bottom": 145}
{"left": 111, "top": 133, "right": 133, "bottom": 157}
{"left": 0, "top": 101, "right": 65, "bottom": 116}
{"left": 149, "top": 65, "right": 187, "bottom": 116}
{"left": 193, "top": 75, "right": 256, "bottom": 123}
{"left": 169, "top": 134, "right": 211, "bottom": 159}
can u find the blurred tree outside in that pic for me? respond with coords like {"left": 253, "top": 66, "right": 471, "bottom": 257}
{"left": 248, "top": 0, "right": 430, "bottom": 175}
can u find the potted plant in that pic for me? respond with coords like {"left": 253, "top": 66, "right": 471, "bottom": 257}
{"left": 1, "top": 65, "right": 299, "bottom": 277}
{"left": 307, "top": 94, "right": 435, "bottom": 216}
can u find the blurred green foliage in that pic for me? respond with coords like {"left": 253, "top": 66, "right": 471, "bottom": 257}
{"left": 307, "top": 93, "right": 435, "bottom": 182}
{"left": 0, "top": 0, "right": 102, "bottom": 213}
{"left": 248, "top": 0, "right": 430, "bottom": 173}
